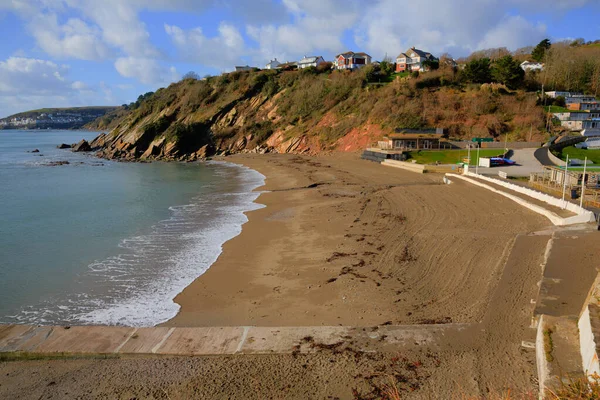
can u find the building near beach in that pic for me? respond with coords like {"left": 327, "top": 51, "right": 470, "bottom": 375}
{"left": 379, "top": 128, "right": 445, "bottom": 150}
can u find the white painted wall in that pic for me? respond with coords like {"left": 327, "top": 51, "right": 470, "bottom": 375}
{"left": 579, "top": 306, "right": 600, "bottom": 376}
{"left": 464, "top": 172, "right": 595, "bottom": 221}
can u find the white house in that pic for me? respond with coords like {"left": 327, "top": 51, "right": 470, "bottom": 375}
{"left": 545, "top": 91, "right": 582, "bottom": 99}
{"left": 395, "top": 47, "right": 438, "bottom": 73}
{"left": 265, "top": 58, "right": 281, "bottom": 70}
{"left": 298, "top": 56, "right": 326, "bottom": 69}
{"left": 520, "top": 61, "right": 544, "bottom": 72}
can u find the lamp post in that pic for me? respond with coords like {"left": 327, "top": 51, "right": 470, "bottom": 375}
{"left": 476, "top": 145, "right": 480, "bottom": 175}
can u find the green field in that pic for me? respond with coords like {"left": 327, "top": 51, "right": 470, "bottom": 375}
{"left": 544, "top": 105, "right": 570, "bottom": 113}
{"left": 559, "top": 146, "right": 600, "bottom": 165}
{"left": 406, "top": 149, "right": 506, "bottom": 165}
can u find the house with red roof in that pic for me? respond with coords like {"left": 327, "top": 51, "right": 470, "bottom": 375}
{"left": 334, "top": 51, "right": 372, "bottom": 70}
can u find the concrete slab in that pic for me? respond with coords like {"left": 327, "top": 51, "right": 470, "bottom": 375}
{"left": 117, "top": 327, "right": 172, "bottom": 354}
{"left": 535, "top": 231, "right": 600, "bottom": 317}
{"left": 157, "top": 327, "right": 244, "bottom": 355}
{"left": 240, "top": 326, "right": 351, "bottom": 354}
{"left": 3, "top": 326, "right": 55, "bottom": 352}
{"left": 34, "top": 326, "right": 135, "bottom": 353}
{"left": 0, "top": 325, "right": 40, "bottom": 351}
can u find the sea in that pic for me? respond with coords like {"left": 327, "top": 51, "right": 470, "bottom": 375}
{"left": 0, "top": 130, "right": 264, "bottom": 327}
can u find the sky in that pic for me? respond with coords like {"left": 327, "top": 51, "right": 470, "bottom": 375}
{"left": 0, "top": 0, "right": 599, "bottom": 118}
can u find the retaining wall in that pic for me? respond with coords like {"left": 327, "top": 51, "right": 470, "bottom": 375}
{"left": 536, "top": 315, "right": 549, "bottom": 400}
{"left": 548, "top": 150, "right": 567, "bottom": 167}
{"left": 464, "top": 172, "right": 596, "bottom": 224}
{"left": 578, "top": 306, "right": 600, "bottom": 376}
{"left": 382, "top": 159, "right": 426, "bottom": 174}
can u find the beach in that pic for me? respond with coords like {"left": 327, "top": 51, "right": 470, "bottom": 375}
{"left": 5, "top": 152, "right": 594, "bottom": 399}
{"left": 166, "top": 152, "right": 547, "bottom": 327}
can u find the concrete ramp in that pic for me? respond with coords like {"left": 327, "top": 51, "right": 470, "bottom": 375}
{"left": 0, "top": 324, "right": 469, "bottom": 356}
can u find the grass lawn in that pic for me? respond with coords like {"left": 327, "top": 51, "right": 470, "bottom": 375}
{"left": 406, "top": 149, "right": 506, "bottom": 165}
{"left": 559, "top": 146, "right": 600, "bottom": 164}
{"left": 544, "top": 105, "right": 570, "bottom": 113}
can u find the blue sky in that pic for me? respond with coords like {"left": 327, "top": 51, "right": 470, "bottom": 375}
{"left": 0, "top": 0, "right": 598, "bottom": 118}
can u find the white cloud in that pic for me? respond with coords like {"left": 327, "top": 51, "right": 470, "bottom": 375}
{"left": 0, "top": 57, "right": 71, "bottom": 94}
{"left": 28, "top": 14, "right": 112, "bottom": 60}
{"left": 0, "top": 56, "right": 113, "bottom": 117}
{"left": 71, "top": 80, "right": 88, "bottom": 90}
{"left": 165, "top": 22, "right": 245, "bottom": 70}
{"left": 477, "top": 15, "right": 546, "bottom": 51}
{"left": 114, "top": 57, "right": 179, "bottom": 85}
{"left": 247, "top": 0, "right": 359, "bottom": 64}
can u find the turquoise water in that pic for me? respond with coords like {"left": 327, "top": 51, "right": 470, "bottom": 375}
{"left": 0, "top": 130, "right": 264, "bottom": 326}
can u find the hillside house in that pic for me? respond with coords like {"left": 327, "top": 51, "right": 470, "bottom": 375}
{"left": 554, "top": 112, "right": 600, "bottom": 122}
{"left": 545, "top": 91, "right": 582, "bottom": 99}
{"left": 334, "top": 52, "right": 372, "bottom": 70}
{"left": 298, "top": 56, "right": 326, "bottom": 69}
{"left": 278, "top": 61, "right": 298, "bottom": 70}
{"left": 265, "top": 58, "right": 281, "bottom": 70}
{"left": 565, "top": 95, "right": 597, "bottom": 105}
{"left": 381, "top": 129, "right": 445, "bottom": 150}
{"left": 568, "top": 102, "right": 600, "bottom": 111}
{"left": 235, "top": 65, "right": 253, "bottom": 72}
{"left": 395, "top": 47, "right": 438, "bottom": 73}
{"left": 520, "top": 61, "right": 544, "bottom": 72}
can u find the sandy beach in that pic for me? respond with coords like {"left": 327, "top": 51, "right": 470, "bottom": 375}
{"left": 166, "top": 153, "right": 547, "bottom": 327}
{"left": 6, "top": 153, "right": 599, "bottom": 399}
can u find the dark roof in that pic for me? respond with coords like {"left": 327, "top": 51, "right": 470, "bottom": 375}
{"left": 401, "top": 47, "right": 438, "bottom": 61}
{"left": 387, "top": 133, "right": 444, "bottom": 140}
{"left": 336, "top": 51, "right": 371, "bottom": 59}
{"left": 394, "top": 128, "right": 444, "bottom": 134}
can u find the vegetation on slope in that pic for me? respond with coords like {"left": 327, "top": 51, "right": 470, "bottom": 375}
{"left": 88, "top": 64, "right": 548, "bottom": 160}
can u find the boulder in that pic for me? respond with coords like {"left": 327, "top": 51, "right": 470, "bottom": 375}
{"left": 30, "top": 149, "right": 40, "bottom": 153}
{"left": 72, "top": 140, "right": 92, "bottom": 152}
{"left": 57, "top": 143, "right": 72, "bottom": 149}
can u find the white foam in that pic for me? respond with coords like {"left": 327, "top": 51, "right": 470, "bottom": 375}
{"left": 74, "top": 162, "right": 265, "bottom": 327}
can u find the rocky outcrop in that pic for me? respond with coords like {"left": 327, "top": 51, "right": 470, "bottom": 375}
{"left": 57, "top": 143, "right": 72, "bottom": 149}
{"left": 89, "top": 133, "right": 107, "bottom": 149}
{"left": 72, "top": 140, "right": 92, "bottom": 152}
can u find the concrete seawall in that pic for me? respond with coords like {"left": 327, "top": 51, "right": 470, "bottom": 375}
{"left": 447, "top": 173, "right": 596, "bottom": 226}
{"left": 0, "top": 324, "right": 468, "bottom": 356}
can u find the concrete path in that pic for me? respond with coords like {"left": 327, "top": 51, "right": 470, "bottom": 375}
{"left": 534, "top": 147, "right": 557, "bottom": 167}
{"left": 478, "top": 148, "right": 545, "bottom": 177}
{"left": 0, "top": 323, "right": 469, "bottom": 356}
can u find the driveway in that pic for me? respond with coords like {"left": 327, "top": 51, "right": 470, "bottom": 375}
{"left": 476, "top": 148, "right": 544, "bottom": 177}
